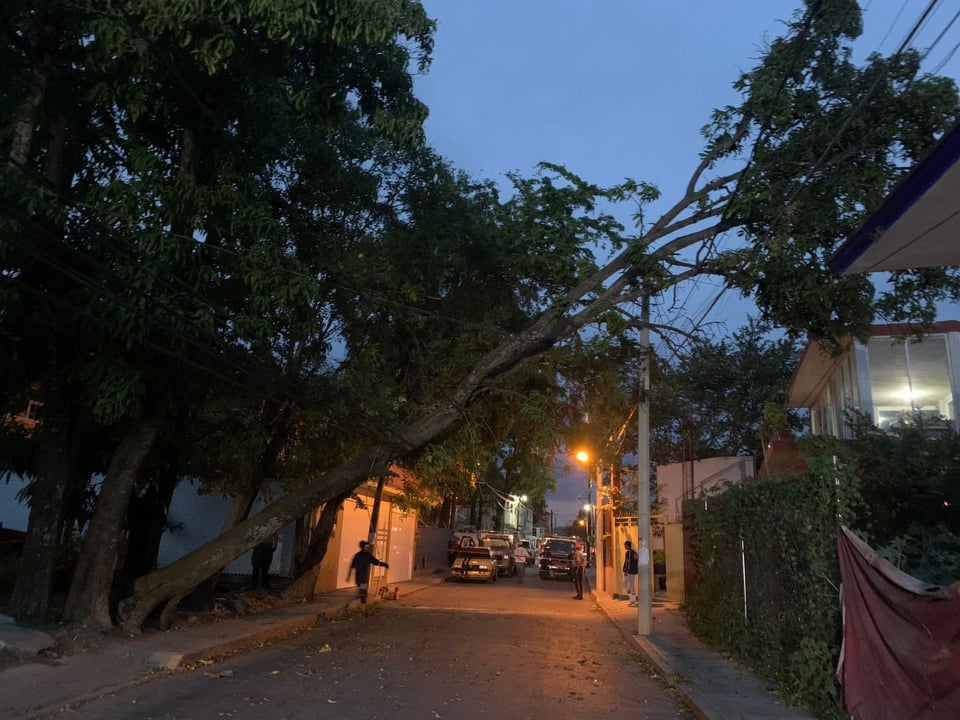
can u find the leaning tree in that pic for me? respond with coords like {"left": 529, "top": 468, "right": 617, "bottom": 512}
{"left": 115, "top": 0, "right": 960, "bottom": 630}
{"left": 5, "top": 0, "right": 960, "bottom": 630}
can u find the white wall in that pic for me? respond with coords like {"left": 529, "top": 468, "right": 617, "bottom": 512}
{"left": 0, "top": 475, "right": 30, "bottom": 531}
{"left": 157, "top": 480, "right": 295, "bottom": 576}
{"left": 656, "top": 457, "right": 754, "bottom": 524}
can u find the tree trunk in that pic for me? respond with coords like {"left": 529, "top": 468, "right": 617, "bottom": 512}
{"left": 366, "top": 476, "right": 386, "bottom": 545}
{"left": 8, "top": 22, "right": 52, "bottom": 169}
{"left": 283, "top": 489, "right": 351, "bottom": 601}
{"left": 63, "top": 412, "right": 162, "bottom": 627}
{"left": 187, "top": 477, "right": 263, "bottom": 608}
{"left": 437, "top": 495, "right": 454, "bottom": 528}
{"left": 119, "top": 467, "right": 179, "bottom": 583}
{"left": 8, "top": 404, "right": 75, "bottom": 623}
{"left": 188, "top": 397, "right": 297, "bottom": 608}
{"left": 117, "top": 436, "right": 409, "bottom": 630}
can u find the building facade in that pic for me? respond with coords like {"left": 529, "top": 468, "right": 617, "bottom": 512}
{"left": 158, "top": 476, "right": 418, "bottom": 593}
{"left": 788, "top": 322, "right": 960, "bottom": 438}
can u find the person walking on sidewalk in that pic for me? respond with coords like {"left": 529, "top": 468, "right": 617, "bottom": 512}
{"left": 571, "top": 544, "right": 587, "bottom": 599}
{"left": 346, "top": 540, "right": 389, "bottom": 614}
{"left": 623, "top": 540, "right": 639, "bottom": 606}
{"left": 512, "top": 543, "right": 530, "bottom": 582}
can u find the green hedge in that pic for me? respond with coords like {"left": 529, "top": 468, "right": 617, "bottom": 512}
{"left": 685, "top": 426, "right": 960, "bottom": 719}
{"left": 685, "top": 453, "right": 863, "bottom": 719}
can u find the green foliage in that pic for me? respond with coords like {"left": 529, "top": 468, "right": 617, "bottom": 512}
{"left": 876, "top": 524, "right": 960, "bottom": 587}
{"left": 0, "top": 0, "right": 441, "bottom": 491}
{"left": 687, "top": 426, "right": 960, "bottom": 718}
{"left": 4, "top": 0, "right": 960, "bottom": 629}
{"left": 651, "top": 318, "right": 801, "bottom": 464}
{"left": 712, "top": 1, "right": 960, "bottom": 344}
{"left": 686, "top": 455, "right": 862, "bottom": 718}
{"left": 833, "top": 420, "right": 960, "bottom": 545}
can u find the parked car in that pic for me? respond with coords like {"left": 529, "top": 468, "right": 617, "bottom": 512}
{"left": 538, "top": 536, "right": 578, "bottom": 580}
{"left": 481, "top": 537, "right": 515, "bottom": 577}
{"left": 449, "top": 547, "right": 498, "bottom": 583}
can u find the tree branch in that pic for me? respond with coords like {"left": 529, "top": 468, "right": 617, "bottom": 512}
{"left": 654, "top": 223, "right": 725, "bottom": 259}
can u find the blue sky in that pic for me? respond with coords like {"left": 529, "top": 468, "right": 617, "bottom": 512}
{"left": 3, "top": 4, "right": 957, "bottom": 534}
{"left": 413, "top": 1, "right": 960, "bottom": 527}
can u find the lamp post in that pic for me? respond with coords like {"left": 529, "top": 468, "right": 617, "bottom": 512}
{"left": 574, "top": 449, "right": 604, "bottom": 592}
{"left": 518, "top": 495, "right": 528, "bottom": 537}
{"left": 511, "top": 494, "right": 529, "bottom": 537}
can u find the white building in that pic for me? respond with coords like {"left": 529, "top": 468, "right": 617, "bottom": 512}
{"left": 788, "top": 322, "right": 960, "bottom": 438}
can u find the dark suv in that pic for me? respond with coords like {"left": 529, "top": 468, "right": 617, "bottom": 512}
{"left": 538, "top": 537, "right": 577, "bottom": 580}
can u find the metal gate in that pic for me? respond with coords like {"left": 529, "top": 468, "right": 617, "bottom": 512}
{"left": 664, "top": 522, "right": 685, "bottom": 603}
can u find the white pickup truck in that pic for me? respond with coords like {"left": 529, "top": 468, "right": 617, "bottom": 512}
{"left": 453, "top": 531, "right": 517, "bottom": 577}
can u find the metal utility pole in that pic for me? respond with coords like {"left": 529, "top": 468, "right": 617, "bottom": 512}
{"left": 637, "top": 294, "right": 652, "bottom": 635}
{"left": 596, "top": 464, "right": 604, "bottom": 591}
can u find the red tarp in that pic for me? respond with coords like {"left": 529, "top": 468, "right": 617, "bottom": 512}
{"left": 837, "top": 527, "right": 960, "bottom": 719}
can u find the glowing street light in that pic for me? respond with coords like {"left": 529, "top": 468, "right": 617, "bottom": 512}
{"left": 573, "top": 448, "right": 603, "bottom": 590}
{"left": 512, "top": 494, "right": 530, "bottom": 536}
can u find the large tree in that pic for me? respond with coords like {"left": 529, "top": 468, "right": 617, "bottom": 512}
{"left": 1, "top": 0, "right": 434, "bottom": 624}
{"left": 651, "top": 319, "right": 802, "bottom": 464}
{"left": 89, "top": 1, "right": 960, "bottom": 629}
{"left": 4, "top": 0, "right": 959, "bottom": 631}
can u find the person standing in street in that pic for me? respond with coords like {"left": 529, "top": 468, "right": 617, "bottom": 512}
{"left": 512, "top": 543, "right": 530, "bottom": 583}
{"left": 572, "top": 544, "right": 587, "bottom": 599}
{"left": 346, "top": 540, "right": 389, "bottom": 614}
{"left": 623, "top": 540, "right": 639, "bottom": 606}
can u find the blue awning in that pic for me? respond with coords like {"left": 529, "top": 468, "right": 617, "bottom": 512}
{"left": 829, "top": 121, "right": 960, "bottom": 275}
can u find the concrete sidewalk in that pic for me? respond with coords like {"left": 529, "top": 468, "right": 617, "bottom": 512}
{"left": 589, "top": 574, "right": 815, "bottom": 720}
{"left": 1, "top": 571, "right": 814, "bottom": 720}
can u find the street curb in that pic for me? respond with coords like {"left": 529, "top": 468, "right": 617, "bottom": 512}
{"left": 168, "top": 577, "right": 445, "bottom": 670}
{"left": 154, "top": 612, "right": 328, "bottom": 669}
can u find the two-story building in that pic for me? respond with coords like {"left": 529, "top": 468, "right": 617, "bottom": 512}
{"left": 791, "top": 120, "right": 960, "bottom": 435}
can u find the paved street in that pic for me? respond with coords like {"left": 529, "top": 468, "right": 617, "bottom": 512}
{"left": 45, "top": 575, "right": 692, "bottom": 720}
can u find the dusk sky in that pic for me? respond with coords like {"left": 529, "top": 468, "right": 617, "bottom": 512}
{"left": 414, "top": 1, "right": 960, "bottom": 527}
{"left": 2, "top": 4, "right": 958, "bottom": 534}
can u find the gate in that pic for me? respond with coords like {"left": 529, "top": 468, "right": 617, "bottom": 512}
{"left": 664, "top": 522, "right": 685, "bottom": 603}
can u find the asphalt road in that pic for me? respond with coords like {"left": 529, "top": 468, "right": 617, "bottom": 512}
{"left": 49, "top": 574, "right": 694, "bottom": 720}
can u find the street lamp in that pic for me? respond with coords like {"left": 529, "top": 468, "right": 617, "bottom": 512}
{"left": 512, "top": 494, "right": 529, "bottom": 536}
{"left": 574, "top": 449, "right": 604, "bottom": 592}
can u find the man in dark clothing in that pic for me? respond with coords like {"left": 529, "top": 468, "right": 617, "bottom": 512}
{"left": 346, "top": 540, "right": 389, "bottom": 614}
{"left": 251, "top": 533, "right": 278, "bottom": 590}
{"left": 571, "top": 545, "right": 587, "bottom": 599}
{"left": 623, "top": 539, "right": 639, "bottom": 606}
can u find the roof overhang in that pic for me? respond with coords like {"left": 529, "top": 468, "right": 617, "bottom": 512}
{"left": 829, "top": 122, "right": 960, "bottom": 275}
{"left": 787, "top": 339, "right": 851, "bottom": 408}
